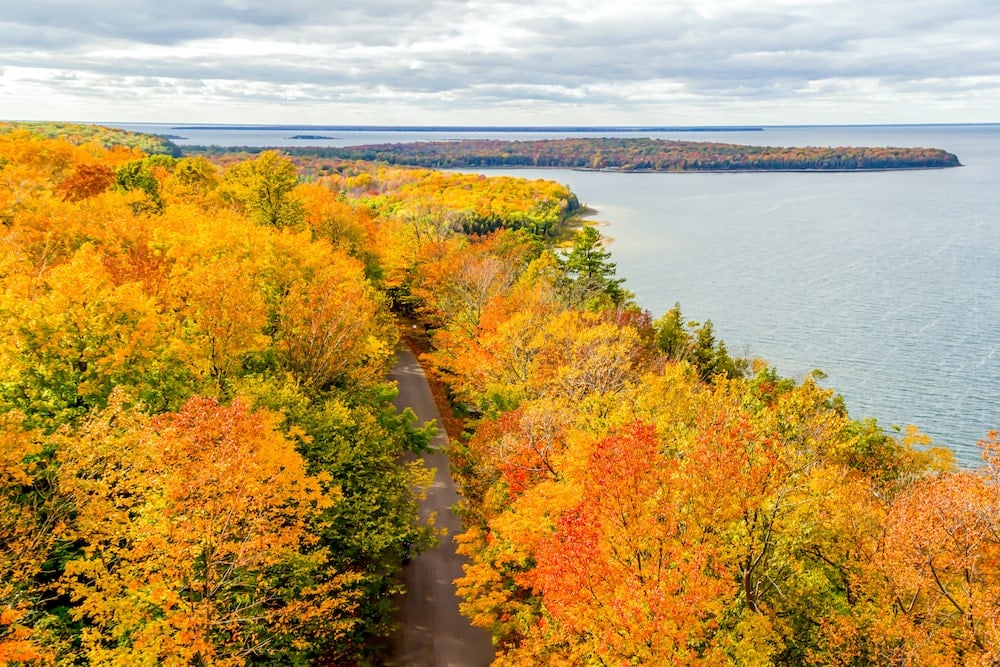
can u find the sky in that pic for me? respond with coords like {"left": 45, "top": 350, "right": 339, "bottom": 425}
{"left": 2, "top": 0, "right": 998, "bottom": 126}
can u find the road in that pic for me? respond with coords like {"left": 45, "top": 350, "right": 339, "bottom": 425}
{"left": 387, "top": 344, "right": 495, "bottom": 667}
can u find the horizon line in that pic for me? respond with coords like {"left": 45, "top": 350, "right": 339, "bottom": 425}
{"left": 86, "top": 121, "right": 1000, "bottom": 132}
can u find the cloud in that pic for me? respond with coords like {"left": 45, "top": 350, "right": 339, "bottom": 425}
{"left": 2, "top": 0, "right": 998, "bottom": 123}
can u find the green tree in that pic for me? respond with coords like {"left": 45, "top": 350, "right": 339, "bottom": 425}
{"left": 654, "top": 303, "right": 748, "bottom": 381}
{"left": 692, "top": 319, "right": 747, "bottom": 380}
{"left": 654, "top": 302, "right": 694, "bottom": 361}
{"left": 557, "top": 226, "right": 630, "bottom": 308}
{"left": 115, "top": 159, "right": 163, "bottom": 213}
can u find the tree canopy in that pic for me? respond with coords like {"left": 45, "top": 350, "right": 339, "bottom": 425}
{"left": 0, "top": 130, "right": 434, "bottom": 664}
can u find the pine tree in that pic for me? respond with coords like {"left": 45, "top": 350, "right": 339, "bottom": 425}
{"left": 558, "top": 226, "right": 629, "bottom": 307}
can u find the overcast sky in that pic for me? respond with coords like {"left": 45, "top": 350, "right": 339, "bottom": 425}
{"left": 2, "top": 0, "right": 998, "bottom": 125}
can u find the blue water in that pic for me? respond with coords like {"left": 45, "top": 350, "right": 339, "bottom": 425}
{"left": 110, "top": 123, "right": 1000, "bottom": 466}
{"left": 110, "top": 122, "right": 695, "bottom": 147}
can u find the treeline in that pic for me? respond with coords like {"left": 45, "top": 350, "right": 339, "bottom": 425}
{"left": 0, "top": 121, "right": 182, "bottom": 157}
{"left": 334, "top": 164, "right": 582, "bottom": 238}
{"left": 288, "top": 136, "right": 961, "bottom": 171}
{"left": 186, "top": 147, "right": 582, "bottom": 237}
{"left": 388, "top": 191, "right": 1000, "bottom": 663}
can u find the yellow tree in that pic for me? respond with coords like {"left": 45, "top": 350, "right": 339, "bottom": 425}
{"left": 171, "top": 252, "right": 270, "bottom": 389}
{"left": 0, "top": 244, "right": 185, "bottom": 426}
{"left": 295, "top": 183, "right": 377, "bottom": 255}
{"left": 251, "top": 228, "right": 397, "bottom": 391}
{"left": 526, "top": 309, "right": 648, "bottom": 408}
{"left": 60, "top": 393, "right": 355, "bottom": 666}
{"left": 219, "top": 150, "right": 302, "bottom": 227}
{"left": 0, "top": 414, "right": 69, "bottom": 665}
{"left": 162, "top": 156, "right": 221, "bottom": 209}
{"left": 276, "top": 267, "right": 394, "bottom": 390}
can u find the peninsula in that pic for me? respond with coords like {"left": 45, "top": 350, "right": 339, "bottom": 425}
{"left": 278, "top": 136, "right": 961, "bottom": 172}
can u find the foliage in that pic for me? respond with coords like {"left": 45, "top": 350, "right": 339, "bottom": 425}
{"left": 115, "top": 158, "right": 165, "bottom": 213}
{"left": 382, "top": 156, "right": 994, "bottom": 665}
{"left": 557, "top": 225, "right": 631, "bottom": 308}
{"left": 654, "top": 301, "right": 750, "bottom": 380}
{"left": 0, "top": 129, "right": 438, "bottom": 663}
{"left": 334, "top": 164, "right": 580, "bottom": 239}
{"left": 0, "top": 121, "right": 181, "bottom": 157}
{"left": 242, "top": 377, "right": 438, "bottom": 656}
{"left": 219, "top": 150, "right": 304, "bottom": 227}
{"left": 1, "top": 124, "right": 991, "bottom": 666}
{"left": 59, "top": 394, "right": 355, "bottom": 666}
{"left": 0, "top": 414, "right": 67, "bottom": 665}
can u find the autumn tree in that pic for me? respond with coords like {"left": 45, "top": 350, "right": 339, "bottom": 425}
{"left": 0, "top": 414, "right": 70, "bottom": 665}
{"left": 524, "top": 422, "right": 732, "bottom": 665}
{"left": 59, "top": 394, "right": 357, "bottom": 666}
{"left": 241, "top": 375, "right": 437, "bottom": 656}
{"left": 220, "top": 150, "right": 303, "bottom": 227}
{"left": 0, "top": 244, "right": 192, "bottom": 429}
{"left": 0, "top": 130, "right": 443, "bottom": 663}
{"left": 162, "top": 156, "right": 222, "bottom": 209}
{"left": 57, "top": 162, "right": 116, "bottom": 202}
{"left": 296, "top": 182, "right": 381, "bottom": 277}
{"left": 876, "top": 443, "right": 1000, "bottom": 664}
{"left": 408, "top": 230, "right": 541, "bottom": 332}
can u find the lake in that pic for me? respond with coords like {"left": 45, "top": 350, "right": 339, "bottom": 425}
{"left": 111, "top": 123, "right": 1000, "bottom": 466}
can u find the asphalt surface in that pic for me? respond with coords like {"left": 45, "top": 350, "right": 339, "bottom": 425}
{"left": 387, "top": 344, "right": 495, "bottom": 667}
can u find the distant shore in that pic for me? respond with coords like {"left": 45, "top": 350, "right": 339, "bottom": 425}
{"left": 170, "top": 124, "right": 766, "bottom": 133}
{"left": 188, "top": 136, "right": 959, "bottom": 173}
{"left": 436, "top": 163, "right": 965, "bottom": 174}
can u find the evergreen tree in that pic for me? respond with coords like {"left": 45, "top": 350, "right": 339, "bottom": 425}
{"left": 653, "top": 303, "right": 749, "bottom": 381}
{"left": 558, "top": 226, "right": 630, "bottom": 308}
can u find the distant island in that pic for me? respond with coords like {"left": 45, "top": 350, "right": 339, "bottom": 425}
{"left": 288, "top": 134, "right": 337, "bottom": 140}
{"left": 288, "top": 137, "right": 961, "bottom": 172}
{"left": 171, "top": 124, "right": 764, "bottom": 133}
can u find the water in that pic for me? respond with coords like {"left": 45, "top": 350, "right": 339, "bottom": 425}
{"left": 109, "top": 122, "right": 722, "bottom": 148}
{"left": 109, "top": 122, "right": 1000, "bottom": 466}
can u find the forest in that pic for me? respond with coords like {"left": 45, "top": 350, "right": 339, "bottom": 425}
{"left": 1, "top": 124, "right": 998, "bottom": 666}
{"left": 1, "top": 122, "right": 182, "bottom": 158}
{"left": 237, "top": 136, "right": 963, "bottom": 172}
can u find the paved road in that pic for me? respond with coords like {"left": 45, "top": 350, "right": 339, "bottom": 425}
{"left": 387, "top": 344, "right": 495, "bottom": 667}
